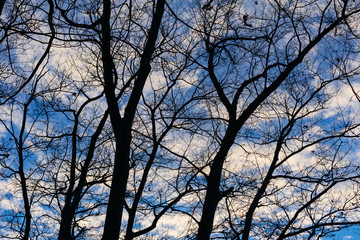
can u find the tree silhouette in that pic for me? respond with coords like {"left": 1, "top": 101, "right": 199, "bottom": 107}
{"left": 1, "top": 0, "right": 360, "bottom": 239}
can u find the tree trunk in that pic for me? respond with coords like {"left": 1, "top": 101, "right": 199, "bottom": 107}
{"left": 58, "top": 208, "right": 72, "bottom": 240}
{"left": 58, "top": 111, "right": 108, "bottom": 240}
{"left": 18, "top": 102, "right": 32, "bottom": 240}
{"left": 0, "top": 0, "right": 5, "bottom": 16}
{"left": 101, "top": 0, "right": 165, "bottom": 239}
{"left": 196, "top": 124, "right": 238, "bottom": 240}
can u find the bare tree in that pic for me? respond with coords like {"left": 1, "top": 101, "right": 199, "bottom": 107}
{"left": 176, "top": 0, "right": 360, "bottom": 239}
{"left": 0, "top": 0, "right": 55, "bottom": 238}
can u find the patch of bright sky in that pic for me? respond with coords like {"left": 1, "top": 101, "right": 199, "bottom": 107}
{"left": 324, "top": 227, "right": 360, "bottom": 240}
{"left": 324, "top": 82, "right": 360, "bottom": 119}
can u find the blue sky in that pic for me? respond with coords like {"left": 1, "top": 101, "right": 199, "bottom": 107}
{"left": 326, "top": 227, "right": 360, "bottom": 240}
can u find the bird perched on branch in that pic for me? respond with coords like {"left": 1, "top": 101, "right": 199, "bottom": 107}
{"left": 243, "top": 14, "right": 253, "bottom": 27}
{"left": 220, "top": 187, "right": 234, "bottom": 198}
{"left": 202, "top": 0, "right": 213, "bottom": 10}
